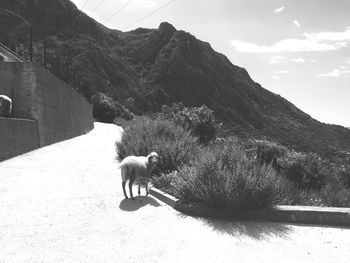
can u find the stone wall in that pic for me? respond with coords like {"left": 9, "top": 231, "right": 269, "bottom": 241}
{"left": 0, "top": 62, "right": 94, "bottom": 161}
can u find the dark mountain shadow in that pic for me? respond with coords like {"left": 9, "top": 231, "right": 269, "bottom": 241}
{"left": 119, "top": 195, "right": 161, "bottom": 212}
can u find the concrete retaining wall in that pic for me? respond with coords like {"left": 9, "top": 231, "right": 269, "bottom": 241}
{"left": 32, "top": 64, "right": 94, "bottom": 146}
{"left": 0, "top": 62, "right": 93, "bottom": 161}
{"left": 0, "top": 117, "right": 40, "bottom": 161}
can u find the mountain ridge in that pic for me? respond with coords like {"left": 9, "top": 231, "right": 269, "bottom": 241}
{"left": 1, "top": 0, "right": 350, "bottom": 157}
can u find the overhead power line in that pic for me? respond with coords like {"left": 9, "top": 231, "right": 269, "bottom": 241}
{"left": 81, "top": 0, "right": 89, "bottom": 9}
{"left": 91, "top": 0, "right": 106, "bottom": 13}
{"left": 122, "top": 0, "right": 177, "bottom": 30}
{"left": 106, "top": 0, "right": 133, "bottom": 22}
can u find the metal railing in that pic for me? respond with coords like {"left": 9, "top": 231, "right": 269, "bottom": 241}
{"left": 1, "top": 39, "right": 86, "bottom": 93}
{"left": 0, "top": 42, "right": 25, "bottom": 62}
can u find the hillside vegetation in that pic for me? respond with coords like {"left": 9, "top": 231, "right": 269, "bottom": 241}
{"left": 116, "top": 115, "right": 350, "bottom": 208}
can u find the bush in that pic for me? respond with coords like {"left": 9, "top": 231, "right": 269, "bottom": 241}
{"left": 317, "top": 166, "right": 350, "bottom": 207}
{"left": 115, "top": 117, "right": 200, "bottom": 174}
{"left": 249, "top": 140, "right": 328, "bottom": 190}
{"left": 171, "top": 142, "right": 291, "bottom": 209}
{"left": 152, "top": 171, "right": 177, "bottom": 193}
{"left": 160, "top": 103, "right": 217, "bottom": 144}
{"left": 278, "top": 152, "right": 327, "bottom": 190}
{"left": 116, "top": 118, "right": 350, "bottom": 208}
{"left": 252, "top": 140, "right": 288, "bottom": 168}
{"left": 91, "top": 93, "right": 133, "bottom": 123}
{"left": 320, "top": 183, "right": 350, "bottom": 207}
{"left": 333, "top": 164, "right": 350, "bottom": 188}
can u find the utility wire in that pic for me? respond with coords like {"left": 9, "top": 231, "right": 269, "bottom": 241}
{"left": 122, "top": 0, "right": 177, "bottom": 30}
{"left": 81, "top": 0, "right": 89, "bottom": 9}
{"left": 106, "top": 0, "right": 133, "bottom": 22}
{"left": 91, "top": 0, "right": 106, "bottom": 13}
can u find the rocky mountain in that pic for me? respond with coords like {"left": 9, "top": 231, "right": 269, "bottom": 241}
{"left": 1, "top": 0, "right": 350, "bottom": 156}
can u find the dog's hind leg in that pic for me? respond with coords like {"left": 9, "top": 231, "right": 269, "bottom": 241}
{"left": 121, "top": 166, "right": 128, "bottom": 199}
{"left": 129, "top": 172, "right": 135, "bottom": 200}
{"left": 138, "top": 178, "right": 141, "bottom": 196}
{"left": 129, "top": 180, "right": 134, "bottom": 200}
{"left": 122, "top": 181, "right": 128, "bottom": 199}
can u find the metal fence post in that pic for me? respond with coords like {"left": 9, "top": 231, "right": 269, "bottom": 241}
{"left": 43, "top": 41, "right": 46, "bottom": 68}
{"left": 29, "top": 26, "right": 33, "bottom": 62}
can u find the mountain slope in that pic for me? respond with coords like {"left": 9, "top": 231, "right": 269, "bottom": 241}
{"left": 1, "top": 0, "right": 350, "bottom": 156}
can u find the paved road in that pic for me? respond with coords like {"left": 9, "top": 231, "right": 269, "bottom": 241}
{"left": 1, "top": 122, "right": 350, "bottom": 263}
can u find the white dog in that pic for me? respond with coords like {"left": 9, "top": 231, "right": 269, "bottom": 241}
{"left": 119, "top": 152, "right": 159, "bottom": 199}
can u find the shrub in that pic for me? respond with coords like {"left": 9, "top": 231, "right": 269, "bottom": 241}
{"left": 332, "top": 164, "right": 350, "bottom": 188}
{"left": 171, "top": 142, "right": 291, "bottom": 209}
{"left": 152, "top": 171, "right": 177, "bottom": 193}
{"left": 317, "top": 166, "right": 350, "bottom": 207}
{"left": 278, "top": 152, "right": 327, "bottom": 190}
{"left": 115, "top": 117, "right": 199, "bottom": 174}
{"left": 320, "top": 184, "right": 350, "bottom": 207}
{"left": 91, "top": 93, "right": 133, "bottom": 123}
{"left": 160, "top": 103, "right": 217, "bottom": 144}
{"left": 252, "top": 140, "right": 288, "bottom": 168}
{"left": 249, "top": 140, "right": 328, "bottom": 190}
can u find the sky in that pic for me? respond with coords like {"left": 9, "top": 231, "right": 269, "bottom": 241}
{"left": 71, "top": 0, "right": 350, "bottom": 127}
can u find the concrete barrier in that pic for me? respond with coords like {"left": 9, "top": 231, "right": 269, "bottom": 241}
{"left": 0, "top": 62, "right": 93, "bottom": 161}
{"left": 150, "top": 188, "right": 350, "bottom": 227}
{"left": 0, "top": 117, "right": 40, "bottom": 161}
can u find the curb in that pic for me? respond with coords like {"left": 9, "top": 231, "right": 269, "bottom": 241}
{"left": 149, "top": 188, "right": 179, "bottom": 208}
{"left": 150, "top": 188, "right": 350, "bottom": 227}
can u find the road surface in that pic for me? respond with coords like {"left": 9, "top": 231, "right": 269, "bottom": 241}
{"left": 1, "top": 122, "right": 349, "bottom": 262}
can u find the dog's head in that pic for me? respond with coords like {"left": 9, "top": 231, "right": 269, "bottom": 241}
{"left": 148, "top": 152, "right": 159, "bottom": 166}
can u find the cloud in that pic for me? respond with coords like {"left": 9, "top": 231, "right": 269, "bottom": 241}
{"left": 347, "top": 58, "right": 350, "bottom": 64}
{"left": 272, "top": 76, "right": 280, "bottom": 79}
{"left": 292, "top": 58, "right": 305, "bottom": 63}
{"left": 273, "top": 6, "right": 285, "bottom": 14}
{"left": 231, "top": 28, "right": 350, "bottom": 53}
{"left": 268, "top": 55, "right": 285, "bottom": 64}
{"left": 231, "top": 39, "right": 340, "bottom": 53}
{"left": 293, "top": 20, "right": 301, "bottom": 27}
{"left": 318, "top": 69, "right": 350, "bottom": 78}
{"left": 304, "top": 28, "right": 350, "bottom": 42}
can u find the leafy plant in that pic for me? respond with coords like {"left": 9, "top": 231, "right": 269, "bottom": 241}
{"left": 171, "top": 142, "right": 291, "bottom": 209}
{"left": 115, "top": 117, "right": 199, "bottom": 174}
{"left": 160, "top": 103, "right": 217, "bottom": 144}
{"left": 91, "top": 93, "right": 133, "bottom": 123}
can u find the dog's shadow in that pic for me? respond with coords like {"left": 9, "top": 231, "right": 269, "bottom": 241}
{"left": 119, "top": 195, "right": 161, "bottom": 212}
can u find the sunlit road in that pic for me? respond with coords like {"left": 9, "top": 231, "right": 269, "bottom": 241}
{"left": 1, "top": 122, "right": 349, "bottom": 263}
